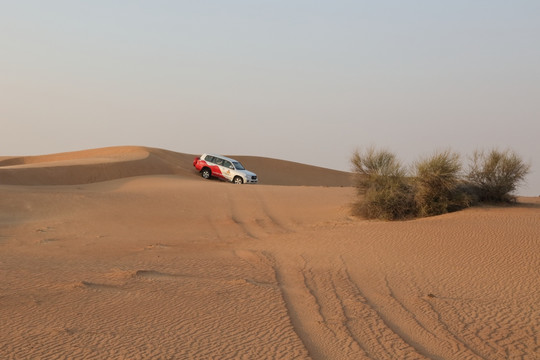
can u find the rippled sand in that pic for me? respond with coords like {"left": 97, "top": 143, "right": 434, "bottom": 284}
{"left": 1, "top": 147, "right": 538, "bottom": 359}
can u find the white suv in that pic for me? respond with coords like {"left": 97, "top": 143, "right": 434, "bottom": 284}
{"left": 193, "top": 154, "right": 258, "bottom": 184}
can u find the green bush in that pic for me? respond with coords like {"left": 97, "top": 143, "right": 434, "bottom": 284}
{"left": 466, "top": 149, "right": 530, "bottom": 202}
{"left": 414, "top": 150, "right": 471, "bottom": 216}
{"left": 351, "top": 147, "right": 416, "bottom": 220}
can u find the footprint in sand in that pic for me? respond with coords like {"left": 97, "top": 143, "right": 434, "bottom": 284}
{"left": 143, "top": 243, "right": 170, "bottom": 250}
{"left": 38, "top": 238, "right": 59, "bottom": 244}
{"left": 134, "top": 270, "right": 179, "bottom": 280}
{"left": 79, "top": 281, "right": 122, "bottom": 290}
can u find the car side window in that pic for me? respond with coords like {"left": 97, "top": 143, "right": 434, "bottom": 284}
{"left": 215, "top": 157, "right": 223, "bottom": 165}
{"left": 223, "top": 160, "right": 233, "bottom": 169}
{"left": 205, "top": 155, "right": 215, "bottom": 163}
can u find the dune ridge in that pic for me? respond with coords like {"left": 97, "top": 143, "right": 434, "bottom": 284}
{"left": 0, "top": 146, "right": 352, "bottom": 186}
{"left": 0, "top": 146, "right": 192, "bottom": 186}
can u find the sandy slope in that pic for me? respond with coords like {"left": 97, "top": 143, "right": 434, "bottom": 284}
{"left": 0, "top": 146, "right": 352, "bottom": 186}
{"left": 0, "top": 147, "right": 538, "bottom": 359}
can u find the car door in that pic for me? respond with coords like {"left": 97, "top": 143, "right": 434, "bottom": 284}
{"left": 203, "top": 155, "right": 223, "bottom": 179}
{"left": 219, "top": 160, "right": 235, "bottom": 181}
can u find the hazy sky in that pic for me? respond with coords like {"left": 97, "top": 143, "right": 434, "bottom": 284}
{"left": 2, "top": 1, "right": 539, "bottom": 195}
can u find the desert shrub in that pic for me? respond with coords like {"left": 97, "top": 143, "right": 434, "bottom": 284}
{"left": 413, "top": 150, "right": 472, "bottom": 216}
{"left": 352, "top": 147, "right": 529, "bottom": 220}
{"left": 351, "top": 147, "right": 416, "bottom": 220}
{"left": 466, "top": 149, "right": 530, "bottom": 202}
{"left": 360, "top": 178, "right": 417, "bottom": 220}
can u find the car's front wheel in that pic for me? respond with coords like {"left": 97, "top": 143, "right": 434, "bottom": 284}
{"left": 233, "top": 176, "right": 243, "bottom": 184}
{"left": 201, "top": 168, "right": 212, "bottom": 179}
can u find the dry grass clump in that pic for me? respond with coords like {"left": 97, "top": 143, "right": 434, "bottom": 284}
{"left": 351, "top": 147, "right": 416, "bottom": 220}
{"left": 351, "top": 147, "right": 530, "bottom": 220}
{"left": 414, "top": 150, "right": 472, "bottom": 217}
{"left": 467, "top": 149, "right": 531, "bottom": 203}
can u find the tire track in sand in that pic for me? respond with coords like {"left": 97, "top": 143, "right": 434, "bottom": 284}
{"left": 262, "top": 251, "right": 449, "bottom": 360}
{"left": 225, "top": 187, "right": 294, "bottom": 240}
{"left": 260, "top": 251, "right": 374, "bottom": 360}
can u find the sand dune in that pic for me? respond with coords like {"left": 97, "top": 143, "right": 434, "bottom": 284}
{"left": 0, "top": 147, "right": 538, "bottom": 359}
{"left": 0, "top": 146, "right": 352, "bottom": 186}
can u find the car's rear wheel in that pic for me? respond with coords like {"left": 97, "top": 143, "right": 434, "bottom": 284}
{"left": 233, "top": 176, "right": 243, "bottom": 184}
{"left": 201, "top": 168, "right": 211, "bottom": 179}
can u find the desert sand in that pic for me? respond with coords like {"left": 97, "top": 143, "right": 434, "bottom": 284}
{"left": 0, "top": 146, "right": 538, "bottom": 359}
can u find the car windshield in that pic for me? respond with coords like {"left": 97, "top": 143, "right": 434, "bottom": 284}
{"left": 232, "top": 161, "right": 245, "bottom": 170}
